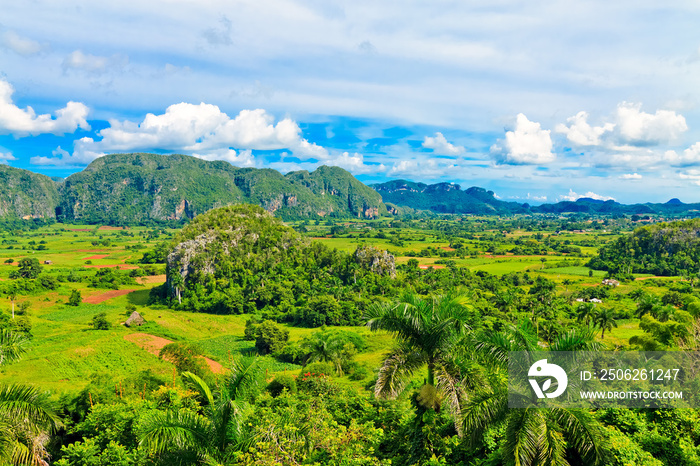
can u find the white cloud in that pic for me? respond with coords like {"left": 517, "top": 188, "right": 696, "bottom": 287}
{"left": 62, "top": 50, "right": 129, "bottom": 74}
{"left": 191, "top": 148, "right": 256, "bottom": 166}
{"left": 422, "top": 132, "right": 465, "bottom": 155}
{"left": 31, "top": 102, "right": 328, "bottom": 166}
{"left": 0, "top": 79, "right": 90, "bottom": 137}
{"left": 558, "top": 103, "right": 687, "bottom": 149}
{"left": 619, "top": 173, "right": 642, "bottom": 180}
{"left": 558, "top": 189, "right": 615, "bottom": 202}
{"left": 555, "top": 111, "right": 614, "bottom": 146}
{"left": 328, "top": 152, "right": 385, "bottom": 175}
{"left": 0, "top": 30, "right": 47, "bottom": 56}
{"left": 664, "top": 143, "right": 700, "bottom": 166}
{"left": 615, "top": 102, "right": 687, "bottom": 146}
{"left": 30, "top": 144, "right": 102, "bottom": 166}
{"left": 388, "top": 158, "right": 457, "bottom": 178}
{"left": 679, "top": 170, "right": 700, "bottom": 186}
{"left": 0, "top": 150, "right": 16, "bottom": 164}
{"left": 490, "top": 113, "right": 554, "bottom": 165}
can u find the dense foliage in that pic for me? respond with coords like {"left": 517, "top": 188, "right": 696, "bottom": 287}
{"left": 589, "top": 219, "right": 700, "bottom": 276}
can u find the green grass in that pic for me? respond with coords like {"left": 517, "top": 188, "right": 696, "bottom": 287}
{"left": 541, "top": 266, "right": 606, "bottom": 277}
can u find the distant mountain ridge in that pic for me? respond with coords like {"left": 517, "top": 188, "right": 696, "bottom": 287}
{"left": 2, "top": 154, "right": 700, "bottom": 224}
{"left": 372, "top": 179, "right": 527, "bottom": 215}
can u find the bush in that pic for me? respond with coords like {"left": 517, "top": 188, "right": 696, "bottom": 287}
{"left": 267, "top": 374, "right": 297, "bottom": 397}
{"left": 68, "top": 289, "right": 82, "bottom": 307}
{"left": 253, "top": 320, "right": 289, "bottom": 355}
{"left": 91, "top": 312, "right": 111, "bottom": 330}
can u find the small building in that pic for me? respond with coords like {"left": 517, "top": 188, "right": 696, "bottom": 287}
{"left": 601, "top": 279, "right": 619, "bottom": 287}
{"left": 125, "top": 311, "right": 146, "bottom": 327}
{"left": 589, "top": 298, "right": 602, "bottom": 303}
{"left": 43, "top": 260, "right": 52, "bottom": 265}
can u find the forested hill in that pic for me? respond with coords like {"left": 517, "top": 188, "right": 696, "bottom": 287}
{"left": 588, "top": 218, "right": 700, "bottom": 276}
{"left": 0, "top": 165, "right": 60, "bottom": 220}
{"left": 372, "top": 179, "right": 527, "bottom": 215}
{"left": 55, "top": 153, "right": 384, "bottom": 224}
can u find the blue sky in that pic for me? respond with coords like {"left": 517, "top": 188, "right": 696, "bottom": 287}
{"left": 2, "top": 1, "right": 700, "bottom": 204}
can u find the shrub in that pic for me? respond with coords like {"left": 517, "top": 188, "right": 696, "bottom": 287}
{"left": 267, "top": 374, "right": 297, "bottom": 397}
{"left": 303, "top": 361, "right": 335, "bottom": 376}
{"left": 68, "top": 289, "right": 82, "bottom": 307}
{"left": 91, "top": 312, "right": 111, "bottom": 330}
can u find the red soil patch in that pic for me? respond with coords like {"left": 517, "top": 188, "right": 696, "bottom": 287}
{"left": 419, "top": 264, "right": 446, "bottom": 269}
{"left": 137, "top": 274, "right": 167, "bottom": 285}
{"left": 84, "top": 254, "right": 109, "bottom": 260}
{"left": 98, "top": 226, "right": 127, "bottom": 230}
{"left": 635, "top": 276, "right": 667, "bottom": 281}
{"left": 124, "top": 332, "right": 225, "bottom": 374}
{"left": 83, "top": 289, "right": 138, "bottom": 304}
{"left": 441, "top": 247, "right": 455, "bottom": 251}
{"left": 83, "top": 264, "right": 139, "bottom": 270}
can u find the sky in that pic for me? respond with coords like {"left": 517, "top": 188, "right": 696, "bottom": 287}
{"left": 2, "top": 1, "right": 700, "bottom": 204}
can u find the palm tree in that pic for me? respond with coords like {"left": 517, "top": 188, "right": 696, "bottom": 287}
{"left": 0, "top": 330, "right": 61, "bottom": 465}
{"left": 636, "top": 293, "right": 660, "bottom": 319}
{"left": 365, "top": 290, "right": 472, "bottom": 431}
{"left": 593, "top": 307, "right": 618, "bottom": 339}
{"left": 302, "top": 331, "right": 356, "bottom": 376}
{"left": 575, "top": 302, "right": 596, "bottom": 327}
{"left": 462, "top": 321, "right": 607, "bottom": 465}
{"left": 139, "top": 357, "right": 262, "bottom": 463}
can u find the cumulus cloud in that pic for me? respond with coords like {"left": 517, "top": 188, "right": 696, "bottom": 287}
{"left": 557, "top": 103, "right": 687, "bottom": 149}
{"left": 679, "top": 169, "right": 700, "bottom": 186}
{"left": 0, "top": 79, "right": 90, "bottom": 137}
{"left": 0, "top": 150, "right": 16, "bottom": 164}
{"left": 388, "top": 158, "right": 457, "bottom": 178}
{"left": 0, "top": 30, "right": 47, "bottom": 56}
{"left": 664, "top": 143, "right": 700, "bottom": 166}
{"left": 191, "top": 148, "right": 256, "bottom": 166}
{"left": 31, "top": 102, "right": 328, "bottom": 166}
{"left": 555, "top": 111, "right": 614, "bottom": 146}
{"left": 422, "top": 132, "right": 465, "bottom": 155}
{"left": 619, "top": 173, "right": 642, "bottom": 179}
{"left": 490, "top": 113, "right": 554, "bottom": 165}
{"left": 558, "top": 189, "right": 615, "bottom": 202}
{"left": 62, "top": 50, "right": 129, "bottom": 74}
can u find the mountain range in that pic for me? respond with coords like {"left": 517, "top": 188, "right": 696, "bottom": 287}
{"left": 1, "top": 153, "right": 699, "bottom": 224}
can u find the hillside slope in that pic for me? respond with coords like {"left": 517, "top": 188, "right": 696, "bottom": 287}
{"left": 0, "top": 165, "right": 59, "bottom": 219}
{"left": 57, "top": 153, "right": 384, "bottom": 224}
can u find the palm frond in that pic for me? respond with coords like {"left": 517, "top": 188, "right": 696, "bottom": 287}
{"left": 550, "top": 327, "right": 604, "bottom": 352}
{"left": 0, "top": 330, "right": 29, "bottom": 367}
{"left": 0, "top": 384, "right": 61, "bottom": 434}
{"left": 460, "top": 382, "right": 509, "bottom": 443}
{"left": 182, "top": 372, "right": 215, "bottom": 407}
{"left": 433, "top": 362, "right": 468, "bottom": 436}
{"left": 139, "top": 409, "right": 213, "bottom": 455}
{"left": 227, "top": 356, "right": 262, "bottom": 402}
{"left": 502, "top": 407, "right": 544, "bottom": 466}
{"left": 551, "top": 407, "right": 606, "bottom": 465}
{"left": 374, "top": 345, "right": 426, "bottom": 399}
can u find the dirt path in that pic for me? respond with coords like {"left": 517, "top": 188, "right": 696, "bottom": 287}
{"left": 124, "top": 332, "right": 225, "bottom": 374}
{"left": 84, "top": 254, "right": 109, "bottom": 260}
{"left": 83, "top": 289, "right": 138, "bottom": 304}
{"left": 419, "top": 264, "right": 446, "bottom": 269}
